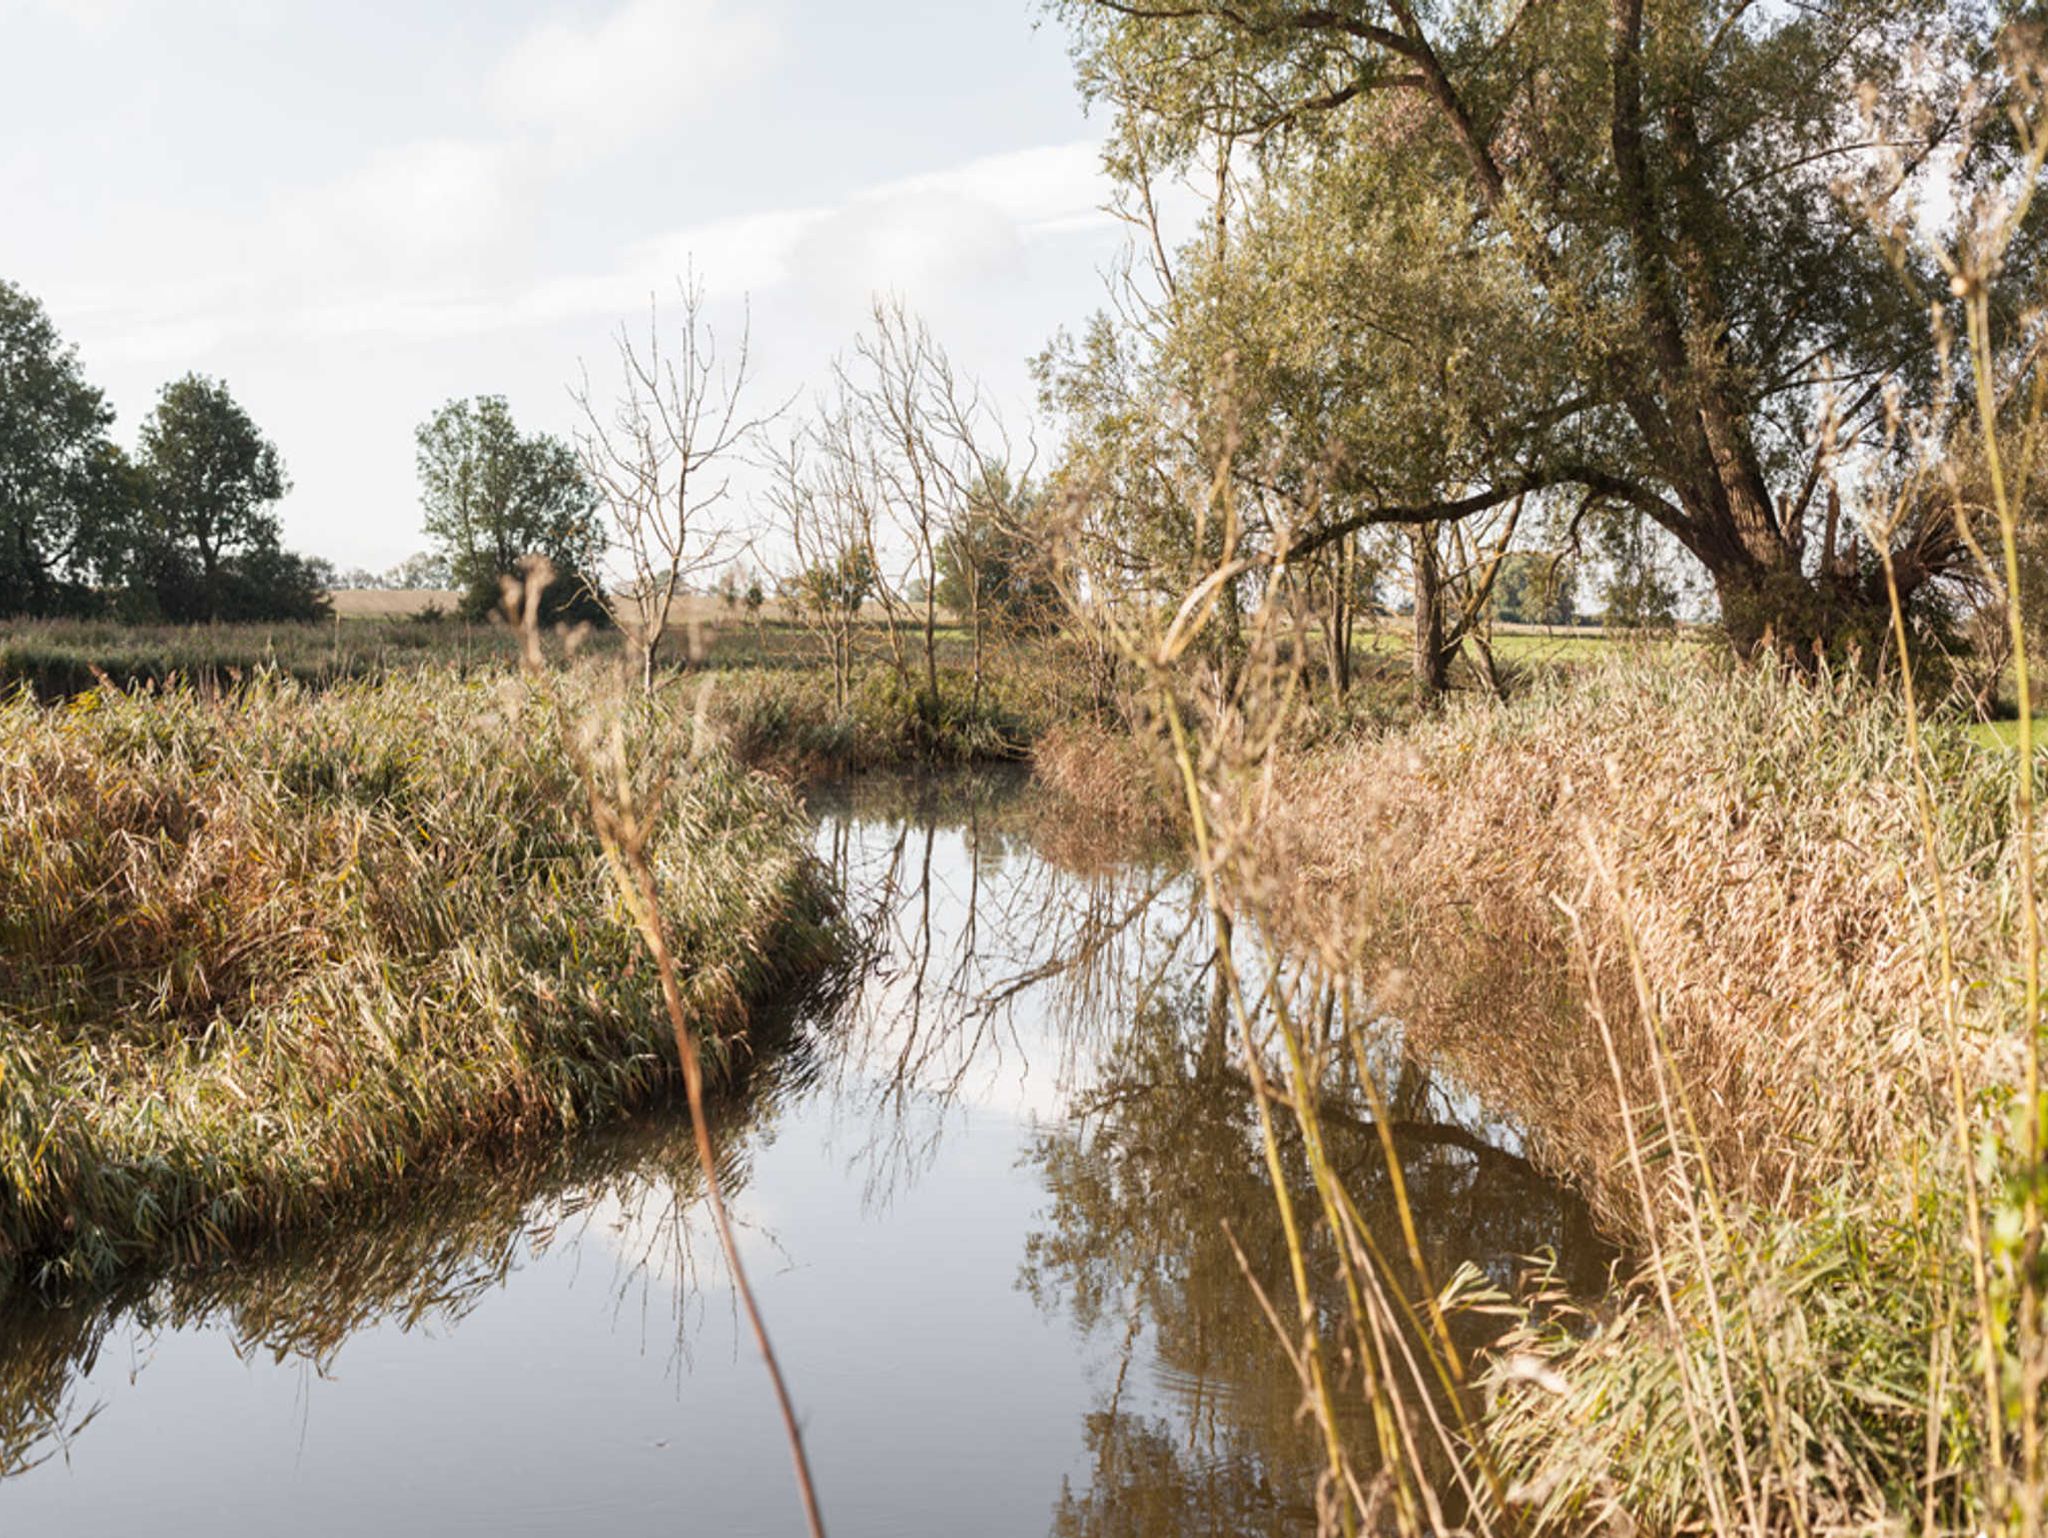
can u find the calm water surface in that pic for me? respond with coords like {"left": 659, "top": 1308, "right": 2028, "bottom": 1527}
{"left": 0, "top": 771, "right": 1608, "bottom": 1537}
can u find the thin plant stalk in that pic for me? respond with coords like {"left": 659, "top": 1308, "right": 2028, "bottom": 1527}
{"left": 510, "top": 569, "right": 827, "bottom": 1538}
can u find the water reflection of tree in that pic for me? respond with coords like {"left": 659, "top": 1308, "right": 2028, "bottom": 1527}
{"left": 1051, "top": 1410, "right": 1314, "bottom": 1538}
{"left": 803, "top": 770, "right": 1201, "bottom": 1204}
{"left": 806, "top": 772, "right": 1616, "bottom": 1529}
{"left": 1, "top": 768, "right": 1189, "bottom": 1481}
{"left": 1024, "top": 987, "right": 1612, "bottom": 1532}
{"left": 3, "top": 769, "right": 1619, "bottom": 1525}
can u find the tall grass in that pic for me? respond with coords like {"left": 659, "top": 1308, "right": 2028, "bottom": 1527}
{"left": 1230, "top": 655, "right": 2020, "bottom": 1530}
{"left": 0, "top": 664, "right": 839, "bottom": 1297}
{"left": 1252, "top": 655, "right": 2013, "bottom": 1230}
{"left": 707, "top": 649, "right": 1087, "bottom": 778}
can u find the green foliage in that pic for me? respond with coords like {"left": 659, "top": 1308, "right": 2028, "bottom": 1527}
{"left": 708, "top": 659, "right": 1048, "bottom": 778}
{"left": 0, "top": 288, "right": 325, "bottom": 623}
{"left": 0, "top": 280, "right": 125, "bottom": 616}
{"left": 415, "top": 396, "right": 606, "bottom": 622}
{"left": 935, "top": 469, "right": 1063, "bottom": 635}
{"left": 127, "top": 373, "right": 321, "bottom": 623}
{"left": 1047, "top": 0, "right": 2022, "bottom": 652}
{"left": 1478, "top": 1175, "right": 1982, "bottom": 1534}
{"left": 0, "top": 617, "right": 546, "bottom": 699}
{"left": 135, "top": 374, "right": 287, "bottom": 579}
{"left": 788, "top": 542, "right": 876, "bottom": 623}
{"left": 1596, "top": 517, "right": 1681, "bottom": 630}
{"left": 1489, "top": 553, "right": 1579, "bottom": 627}
{"left": 341, "top": 550, "right": 453, "bottom": 591}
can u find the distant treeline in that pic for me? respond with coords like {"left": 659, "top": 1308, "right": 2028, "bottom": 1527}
{"left": 1, "top": 278, "right": 328, "bottom": 623}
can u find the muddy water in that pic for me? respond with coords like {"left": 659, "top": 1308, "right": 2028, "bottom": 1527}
{"left": 0, "top": 770, "right": 1608, "bottom": 1537}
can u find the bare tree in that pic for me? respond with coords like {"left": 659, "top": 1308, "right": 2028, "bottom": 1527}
{"left": 809, "top": 372, "right": 910, "bottom": 694}
{"left": 765, "top": 427, "right": 874, "bottom": 715}
{"left": 574, "top": 270, "right": 773, "bottom": 692}
{"left": 834, "top": 298, "right": 1010, "bottom": 716}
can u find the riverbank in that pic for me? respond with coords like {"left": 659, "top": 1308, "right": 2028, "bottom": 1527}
{"left": 9, "top": 618, "right": 2013, "bottom": 1529}
{"left": 0, "top": 669, "right": 841, "bottom": 1298}
{"left": 1214, "top": 653, "right": 2025, "bottom": 1532}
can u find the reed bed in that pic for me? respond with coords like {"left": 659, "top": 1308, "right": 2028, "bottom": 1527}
{"left": 0, "top": 666, "right": 838, "bottom": 1297}
{"left": 1057, "top": 319, "right": 2046, "bottom": 1530}
{"left": 1250, "top": 654, "right": 2009, "bottom": 1229}
{"left": 707, "top": 652, "right": 1082, "bottom": 779}
{"left": 1202, "top": 653, "right": 2019, "bottom": 1531}
{"left": 1030, "top": 718, "right": 1186, "bottom": 841}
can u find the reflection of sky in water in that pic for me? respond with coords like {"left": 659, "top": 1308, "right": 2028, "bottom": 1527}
{"left": 0, "top": 773, "right": 1603, "bottom": 1538}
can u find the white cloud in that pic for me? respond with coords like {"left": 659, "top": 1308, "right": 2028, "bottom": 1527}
{"left": 562, "top": 206, "right": 833, "bottom": 309}
{"left": 40, "top": 134, "right": 1116, "bottom": 422}
{"left": 880, "top": 141, "right": 1113, "bottom": 237}
{"left": 11, "top": 0, "right": 135, "bottom": 28}
{"left": 239, "top": 138, "right": 1110, "bottom": 347}
{"left": 774, "top": 142, "right": 1113, "bottom": 318}
{"left": 788, "top": 191, "right": 1022, "bottom": 317}
{"left": 11, "top": 0, "right": 274, "bottom": 33}
{"left": 489, "top": 0, "right": 780, "bottom": 162}
{"left": 268, "top": 137, "right": 534, "bottom": 293}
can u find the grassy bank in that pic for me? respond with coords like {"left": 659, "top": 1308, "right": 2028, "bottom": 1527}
{"left": 707, "top": 659, "right": 1078, "bottom": 778}
{"left": 1258, "top": 655, "right": 2008, "bottom": 1222}
{"left": 1212, "top": 653, "right": 2030, "bottom": 1531}
{"left": 1, "top": 617, "right": 1101, "bottom": 776}
{"left": 0, "top": 668, "right": 840, "bottom": 1298}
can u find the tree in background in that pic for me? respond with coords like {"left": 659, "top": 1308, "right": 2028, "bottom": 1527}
{"left": 334, "top": 551, "right": 454, "bottom": 591}
{"left": 1490, "top": 552, "right": 1579, "bottom": 629}
{"left": 766, "top": 428, "right": 877, "bottom": 714}
{"left": 416, "top": 395, "right": 606, "bottom": 625}
{"left": 807, "top": 301, "right": 1014, "bottom": 715}
{"left": 130, "top": 373, "right": 325, "bottom": 622}
{"left": 1598, "top": 518, "right": 1681, "bottom": 631}
{"left": 936, "top": 466, "right": 1061, "bottom": 705}
{"left": 936, "top": 468, "right": 1060, "bottom": 636}
{"left": 574, "top": 273, "right": 771, "bottom": 691}
{"left": 0, "top": 280, "right": 130, "bottom": 615}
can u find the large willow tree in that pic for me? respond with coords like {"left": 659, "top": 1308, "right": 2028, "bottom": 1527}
{"left": 1052, "top": 0, "right": 2042, "bottom": 655}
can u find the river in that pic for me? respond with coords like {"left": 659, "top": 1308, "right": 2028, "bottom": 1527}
{"left": 0, "top": 769, "right": 1608, "bottom": 1537}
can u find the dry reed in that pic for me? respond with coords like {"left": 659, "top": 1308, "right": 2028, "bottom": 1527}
{"left": 0, "top": 664, "right": 838, "bottom": 1296}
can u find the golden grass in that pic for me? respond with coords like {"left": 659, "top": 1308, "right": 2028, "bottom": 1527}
{"left": 1248, "top": 653, "right": 2006, "bottom": 1229}
{"left": 1031, "top": 718, "right": 1185, "bottom": 840}
{"left": 0, "top": 665, "right": 840, "bottom": 1297}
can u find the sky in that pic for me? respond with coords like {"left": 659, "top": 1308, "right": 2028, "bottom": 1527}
{"left": 1, "top": 0, "right": 1131, "bottom": 573}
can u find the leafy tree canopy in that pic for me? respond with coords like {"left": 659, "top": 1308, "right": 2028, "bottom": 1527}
{"left": 416, "top": 395, "right": 607, "bottom": 623}
{"left": 936, "top": 467, "right": 1064, "bottom": 635}
{"left": 0, "top": 279, "right": 126, "bottom": 615}
{"left": 129, "top": 373, "right": 323, "bottom": 622}
{"left": 1491, "top": 552, "right": 1579, "bottom": 628}
{"left": 137, "top": 373, "right": 289, "bottom": 581}
{"left": 1049, "top": 0, "right": 2042, "bottom": 655}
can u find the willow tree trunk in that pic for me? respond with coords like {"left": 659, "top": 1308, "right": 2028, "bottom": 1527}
{"left": 1411, "top": 529, "right": 1450, "bottom": 705}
